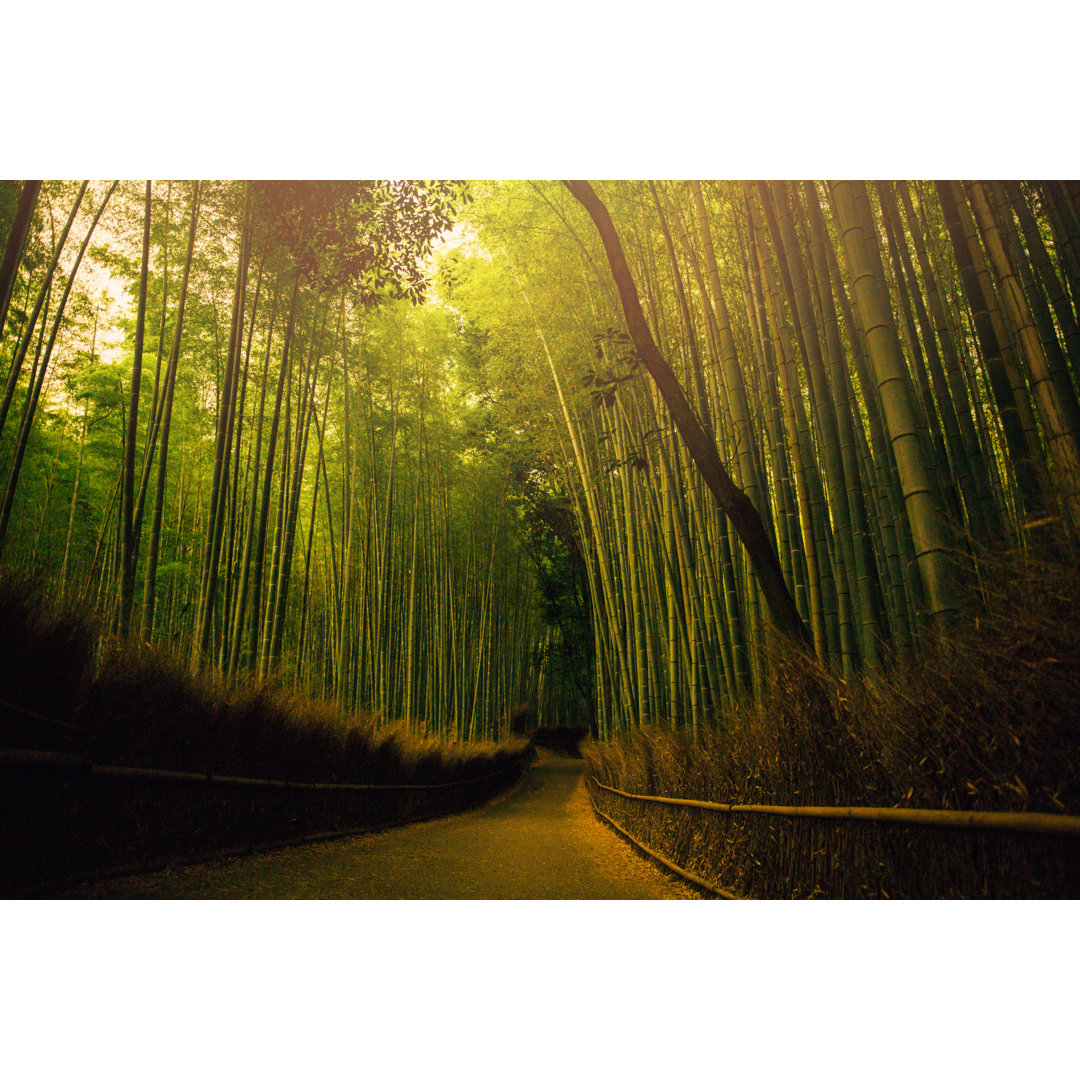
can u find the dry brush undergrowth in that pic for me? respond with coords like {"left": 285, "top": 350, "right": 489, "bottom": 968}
{"left": 0, "top": 577, "right": 526, "bottom": 783}
{"left": 585, "top": 549, "right": 1080, "bottom": 899}
{"left": 0, "top": 578, "right": 528, "bottom": 891}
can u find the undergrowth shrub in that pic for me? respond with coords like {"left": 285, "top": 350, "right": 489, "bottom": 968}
{"left": 0, "top": 576, "right": 525, "bottom": 782}
{"left": 0, "top": 576, "right": 529, "bottom": 891}
{"left": 586, "top": 549, "right": 1080, "bottom": 899}
{"left": 0, "top": 581, "right": 97, "bottom": 741}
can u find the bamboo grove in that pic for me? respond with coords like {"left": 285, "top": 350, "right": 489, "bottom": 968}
{"left": 0, "top": 180, "right": 546, "bottom": 741}
{"left": 447, "top": 180, "right": 1080, "bottom": 740}
{"left": 3, "top": 179, "right": 1080, "bottom": 745}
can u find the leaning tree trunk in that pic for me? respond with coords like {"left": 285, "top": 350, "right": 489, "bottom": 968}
{"left": 0, "top": 183, "right": 116, "bottom": 558}
{"left": 564, "top": 180, "right": 810, "bottom": 648}
{"left": 0, "top": 180, "right": 42, "bottom": 341}
{"left": 0, "top": 182, "right": 87, "bottom": 442}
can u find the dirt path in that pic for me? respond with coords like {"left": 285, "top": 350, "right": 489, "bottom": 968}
{"left": 65, "top": 755, "right": 697, "bottom": 899}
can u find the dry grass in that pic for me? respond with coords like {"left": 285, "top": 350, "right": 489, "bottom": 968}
{"left": 585, "top": 549, "right": 1080, "bottom": 899}
{"left": 0, "top": 578, "right": 529, "bottom": 892}
{"left": 0, "top": 577, "right": 527, "bottom": 787}
{"left": 0, "top": 580, "right": 97, "bottom": 740}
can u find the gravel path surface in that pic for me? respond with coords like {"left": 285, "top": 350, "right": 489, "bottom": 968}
{"left": 66, "top": 754, "right": 698, "bottom": 899}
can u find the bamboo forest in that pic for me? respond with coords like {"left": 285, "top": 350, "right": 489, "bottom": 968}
{"left": 3, "top": 178, "right": 1080, "bottom": 901}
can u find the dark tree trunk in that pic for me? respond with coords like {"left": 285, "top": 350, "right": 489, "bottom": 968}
{"left": 141, "top": 182, "right": 201, "bottom": 641}
{"left": 564, "top": 179, "right": 810, "bottom": 648}
{"left": 120, "top": 182, "right": 152, "bottom": 636}
{"left": 0, "top": 180, "right": 42, "bottom": 340}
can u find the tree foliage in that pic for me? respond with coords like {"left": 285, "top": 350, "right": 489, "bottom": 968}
{"left": 3, "top": 176, "right": 1080, "bottom": 747}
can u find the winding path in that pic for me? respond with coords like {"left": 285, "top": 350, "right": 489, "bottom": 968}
{"left": 66, "top": 754, "right": 697, "bottom": 899}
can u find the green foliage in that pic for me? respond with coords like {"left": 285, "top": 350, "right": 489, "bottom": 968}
{"left": 5, "top": 173, "right": 1080, "bottom": 823}
{"left": 250, "top": 180, "right": 468, "bottom": 298}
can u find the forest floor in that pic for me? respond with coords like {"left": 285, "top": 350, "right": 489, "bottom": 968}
{"left": 60, "top": 752, "right": 696, "bottom": 899}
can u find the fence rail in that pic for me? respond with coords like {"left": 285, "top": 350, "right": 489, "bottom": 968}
{"left": 2, "top": 726, "right": 527, "bottom": 895}
{"left": 588, "top": 776, "right": 1080, "bottom": 838}
{"left": 0, "top": 698, "right": 85, "bottom": 734}
{"left": 0, "top": 747, "right": 521, "bottom": 792}
{"left": 588, "top": 795, "right": 738, "bottom": 899}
